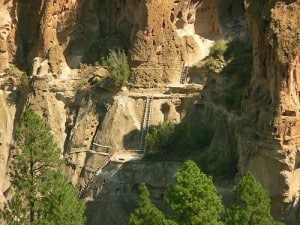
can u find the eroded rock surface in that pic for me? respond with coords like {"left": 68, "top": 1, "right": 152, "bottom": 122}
{"left": 0, "top": 0, "right": 299, "bottom": 224}
{"left": 238, "top": 1, "right": 300, "bottom": 221}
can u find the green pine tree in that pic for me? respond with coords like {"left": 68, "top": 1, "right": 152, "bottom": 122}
{"left": 128, "top": 183, "right": 177, "bottom": 225}
{"left": 0, "top": 108, "right": 85, "bottom": 225}
{"left": 165, "top": 160, "right": 224, "bottom": 225}
{"left": 36, "top": 171, "right": 85, "bottom": 225}
{"left": 225, "top": 172, "right": 284, "bottom": 225}
{"left": 102, "top": 49, "right": 131, "bottom": 87}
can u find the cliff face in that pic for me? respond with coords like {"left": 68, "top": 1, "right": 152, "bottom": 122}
{"left": 238, "top": 0, "right": 300, "bottom": 220}
{"left": 0, "top": 0, "right": 299, "bottom": 224}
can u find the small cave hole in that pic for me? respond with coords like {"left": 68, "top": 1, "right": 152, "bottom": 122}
{"left": 175, "top": 103, "right": 183, "bottom": 114}
{"left": 283, "top": 110, "right": 296, "bottom": 117}
{"left": 287, "top": 128, "right": 292, "bottom": 136}
{"left": 177, "top": 11, "right": 183, "bottom": 19}
{"left": 187, "top": 13, "right": 192, "bottom": 21}
{"left": 162, "top": 21, "right": 166, "bottom": 28}
{"left": 161, "top": 103, "right": 171, "bottom": 122}
{"left": 175, "top": 19, "right": 184, "bottom": 29}
{"left": 273, "top": 127, "right": 279, "bottom": 137}
{"left": 170, "top": 13, "right": 175, "bottom": 23}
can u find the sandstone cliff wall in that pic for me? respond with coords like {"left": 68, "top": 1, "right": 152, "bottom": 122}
{"left": 238, "top": 0, "right": 300, "bottom": 221}
{"left": 0, "top": 0, "right": 299, "bottom": 224}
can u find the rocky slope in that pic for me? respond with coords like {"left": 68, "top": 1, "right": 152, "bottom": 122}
{"left": 0, "top": 0, "right": 299, "bottom": 224}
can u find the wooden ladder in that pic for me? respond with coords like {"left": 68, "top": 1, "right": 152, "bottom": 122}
{"left": 179, "top": 65, "right": 189, "bottom": 84}
{"left": 78, "top": 156, "right": 111, "bottom": 198}
{"left": 139, "top": 96, "right": 153, "bottom": 152}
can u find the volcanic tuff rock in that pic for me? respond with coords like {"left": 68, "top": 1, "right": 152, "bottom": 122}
{"left": 237, "top": 0, "right": 300, "bottom": 220}
{"left": 0, "top": 0, "right": 299, "bottom": 224}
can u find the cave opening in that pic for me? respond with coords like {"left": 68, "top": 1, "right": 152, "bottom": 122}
{"left": 161, "top": 103, "right": 171, "bottom": 122}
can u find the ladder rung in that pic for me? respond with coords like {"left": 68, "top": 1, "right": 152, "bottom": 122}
{"left": 78, "top": 157, "right": 111, "bottom": 198}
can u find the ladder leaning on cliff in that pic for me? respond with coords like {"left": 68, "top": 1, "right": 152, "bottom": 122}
{"left": 78, "top": 156, "right": 111, "bottom": 198}
{"left": 139, "top": 95, "right": 153, "bottom": 152}
{"left": 179, "top": 63, "right": 189, "bottom": 84}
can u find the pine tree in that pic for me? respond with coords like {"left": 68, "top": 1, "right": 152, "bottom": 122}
{"left": 36, "top": 171, "right": 85, "bottom": 225}
{"left": 102, "top": 49, "right": 131, "bottom": 87}
{"left": 0, "top": 108, "right": 85, "bottom": 225}
{"left": 165, "top": 160, "right": 224, "bottom": 225}
{"left": 128, "top": 183, "right": 177, "bottom": 225}
{"left": 225, "top": 172, "right": 284, "bottom": 225}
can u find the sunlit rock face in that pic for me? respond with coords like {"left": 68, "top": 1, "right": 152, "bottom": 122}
{"left": 0, "top": 0, "right": 299, "bottom": 224}
{"left": 237, "top": 1, "right": 300, "bottom": 221}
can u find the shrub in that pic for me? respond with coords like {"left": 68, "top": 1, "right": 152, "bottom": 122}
{"left": 146, "top": 123, "right": 177, "bottom": 157}
{"left": 222, "top": 40, "right": 252, "bottom": 85}
{"left": 145, "top": 122, "right": 214, "bottom": 159}
{"left": 198, "top": 148, "right": 238, "bottom": 179}
{"left": 6, "top": 66, "right": 30, "bottom": 90}
{"left": 205, "top": 39, "right": 252, "bottom": 79}
{"left": 101, "top": 50, "right": 131, "bottom": 87}
{"left": 205, "top": 40, "right": 229, "bottom": 71}
{"left": 210, "top": 39, "right": 229, "bottom": 58}
{"left": 206, "top": 39, "right": 252, "bottom": 112}
{"left": 205, "top": 57, "right": 224, "bottom": 71}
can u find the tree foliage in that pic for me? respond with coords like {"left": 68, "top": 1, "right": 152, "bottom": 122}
{"left": 36, "top": 171, "right": 85, "bottom": 225}
{"left": 205, "top": 40, "right": 228, "bottom": 71}
{"left": 146, "top": 123, "right": 178, "bottom": 157}
{"left": 0, "top": 108, "right": 85, "bottom": 225}
{"left": 129, "top": 161, "right": 282, "bottom": 225}
{"left": 102, "top": 49, "right": 131, "bottom": 87}
{"left": 165, "top": 160, "right": 224, "bottom": 225}
{"left": 128, "top": 183, "right": 176, "bottom": 225}
{"left": 225, "top": 172, "right": 284, "bottom": 225}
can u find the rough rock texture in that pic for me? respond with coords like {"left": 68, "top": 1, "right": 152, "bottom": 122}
{"left": 0, "top": 0, "right": 299, "bottom": 224}
{"left": 85, "top": 162, "right": 180, "bottom": 225}
{"left": 0, "top": 90, "right": 17, "bottom": 208}
{"left": 238, "top": 0, "right": 300, "bottom": 222}
{"left": 129, "top": 0, "right": 246, "bottom": 86}
{"left": 0, "top": 1, "right": 17, "bottom": 72}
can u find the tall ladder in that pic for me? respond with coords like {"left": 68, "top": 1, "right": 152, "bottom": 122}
{"left": 139, "top": 96, "right": 153, "bottom": 152}
{"left": 179, "top": 64, "right": 189, "bottom": 84}
{"left": 78, "top": 156, "right": 111, "bottom": 198}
